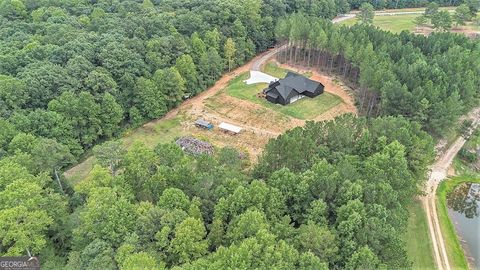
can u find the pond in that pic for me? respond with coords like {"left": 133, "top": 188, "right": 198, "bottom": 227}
{"left": 447, "top": 182, "right": 480, "bottom": 269}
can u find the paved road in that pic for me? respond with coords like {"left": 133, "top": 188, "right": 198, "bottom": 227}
{"left": 423, "top": 107, "right": 480, "bottom": 270}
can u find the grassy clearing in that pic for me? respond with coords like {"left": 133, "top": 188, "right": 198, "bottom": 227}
{"left": 405, "top": 200, "right": 436, "bottom": 269}
{"left": 436, "top": 176, "right": 479, "bottom": 269}
{"left": 339, "top": 14, "right": 418, "bottom": 33}
{"left": 263, "top": 62, "right": 291, "bottom": 78}
{"left": 263, "top": 62, "right": 312, "bottom": 78}
{"left": 122, "top": 116, "right": 185, "bottom": 148}
{"left": 226, "top": 72, "right": 342, "bottom": 120}
{"left": 65, "top": 156, "right": 96, "bottom": 186}
{"left": 225, "top": 73, "right": 268, "bottom": 102}
{"left": 340, "top": 11, "right": 479, "bottom": 33}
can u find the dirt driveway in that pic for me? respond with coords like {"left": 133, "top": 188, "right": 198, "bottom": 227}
{"left": 172, "top": 58, "right": 356, "bottom": 159}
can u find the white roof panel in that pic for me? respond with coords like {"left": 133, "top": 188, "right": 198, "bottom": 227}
{"left": 219, "top": 122, "right": 242, "bottom": 133}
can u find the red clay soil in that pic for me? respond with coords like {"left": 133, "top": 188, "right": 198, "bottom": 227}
{"left": 66, "top": 50, "right": 358, "bottom": 179}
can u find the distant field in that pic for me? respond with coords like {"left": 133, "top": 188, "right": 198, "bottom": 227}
{"left": 340, "top": 9, "right": 479, "bottom": 34}
{"left": 226, "top": 72, "right": 342, "bottom": 120}
{"left": 405, "top": 201, "right": 435, "bottom": 269}
{"left": 340, "top": 14, "right": 420, "bottom": 33}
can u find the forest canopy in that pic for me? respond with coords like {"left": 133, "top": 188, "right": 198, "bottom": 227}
{"left": 0, "top": 0, "right": 479, "bottom": 269}
{"left": 275, "top": 14, "right": 480, "bottom": 135}
{"left": 0, "top": 115, "right": 436, "bottom": 269}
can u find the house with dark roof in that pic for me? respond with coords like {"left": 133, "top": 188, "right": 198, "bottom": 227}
{"left": 263, "top": 72, "right": 324, "bottom": 105}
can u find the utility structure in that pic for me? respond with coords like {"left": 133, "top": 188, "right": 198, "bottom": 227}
{"left": 218, "top": 122, "right": 242, "bottom": 135}
{"left": 195, "top": 118, "right": 213, "bottom": 130}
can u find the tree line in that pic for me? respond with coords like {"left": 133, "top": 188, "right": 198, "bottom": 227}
{"left": 0, "top": 0, "right": 473, "bottom": 162}
{"left": 275, "top": 13, "right": 480, "bottom": 135}
{"left": 0, "top": 115, "right": 436, "bottom": 269}
{"left": 340, "top": 0, "right": 478, "bottom": 10}
{"left": 413, "top": 1, "right": 480, "bottom": 31}
{"left": 0, "top": 0, "right": 478, "bottom": 268}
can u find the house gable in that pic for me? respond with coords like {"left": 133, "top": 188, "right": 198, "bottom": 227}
{"left": 263, "top": 72, "right": 324, "bottom": 105}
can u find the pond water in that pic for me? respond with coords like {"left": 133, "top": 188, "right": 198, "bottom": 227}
{"left": 447, "top": 182, "right": 480, "bottom": 269}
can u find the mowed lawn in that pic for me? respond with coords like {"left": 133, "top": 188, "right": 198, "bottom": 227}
{"left": 263, "top": 62, "right": 312, "bottom": 78}
{"left": 226, "top": 72, "right": 342, "bottom": 120}
{"left": 340, "top": 9, "right": 478, "bottom": 34}
{"left": 339, "top": 14, "right": 418, "bottom": 33}
{"left": 405, "top": 201, "right": 435, "bottom": 269}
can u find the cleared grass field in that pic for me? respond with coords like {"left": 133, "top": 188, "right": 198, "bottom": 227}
{"left": 263, "top": 62, "right": 290, "bottom": 78}
{"left": 226, "top": 72, "right": 342, "bottom": 120}
{"left": 340, "top": 14, "right": 418, "bottom": 33}
{"left": 263, "top": 62, "right": 312, "bottom": 78}
{"left": 123, "top": 116, "right": 184, "bottom": 148}
{"left": 340, "top": 10, "right": 479, "bottom": 34}
{"left": 405, "top": 201, "right": 435, "bottom": 269}
{"left": 436, "top": 176, "right": 476, "bottom": 269}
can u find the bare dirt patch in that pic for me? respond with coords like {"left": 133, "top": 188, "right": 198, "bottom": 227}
{"left": 142, "top": 55, "right": 356, "bottom": 161}
{"left": 415, "top": 26, "right": 480, "bottom": 38}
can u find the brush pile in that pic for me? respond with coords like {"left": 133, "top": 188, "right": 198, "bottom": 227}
{"left": 176, "top": 136, "right": 214, "bottom": 156}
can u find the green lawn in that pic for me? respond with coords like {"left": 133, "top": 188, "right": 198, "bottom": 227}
{"left": 340, "top": 10, "right": 479, "bottom": 34}
{"left": 405, "top": 200, "right": 435, "bottom": 269}
{"left": 263, "top": 62, "right": 292, "bottom": 78}
{"left": 263, "top": 62, "right": 312, "bottom": 78}
{"left": 436, "top": 176, "right": 478, "bottom": 270}
{"left": 339, "top": 14, "right": 419, "bottom": 33}
{"left": 226, "top": 72, "right": 342, "bottom": 120}
{"left": 122, "top": 116, "right": 185, "bottom": 148}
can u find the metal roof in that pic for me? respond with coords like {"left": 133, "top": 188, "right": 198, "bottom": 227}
{"left": 195, "top": 118, "right": 211, "bottom": 127}
{"left": 219, "top": 122, "right": 242, "bottom": 133}
{"left": 265, "top": 72, "right": 322, "bottom": 100}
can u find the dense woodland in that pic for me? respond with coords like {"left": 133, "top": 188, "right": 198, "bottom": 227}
{"left": 0, "top": 115, "right": 435, "bottom": 269}
{"left": 275, "top": 14, "right": 480, "bottom": 135}
{"left": 0, "top": 0, "right": 479, "bottom": 269}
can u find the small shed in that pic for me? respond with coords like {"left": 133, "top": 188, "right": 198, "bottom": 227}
{"left": 195, "top": 119, "right": 213, "bottom": 130}
{"left": 219, "top": 122, "right": 242, "bottom": 135}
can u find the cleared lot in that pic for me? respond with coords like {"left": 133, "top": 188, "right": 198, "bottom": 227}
{"left": 65, "top": 55, "right": 355, "bottom": 182}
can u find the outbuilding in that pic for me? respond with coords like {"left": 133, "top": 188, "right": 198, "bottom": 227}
{"left": 195, "top": 118, "right": 213, "bottom": 130}
{"left": 218, "top": 122, "right": 242, "bottom": 135}
{"left": 263, "top": 72, "right": 324, "bottom": 105}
